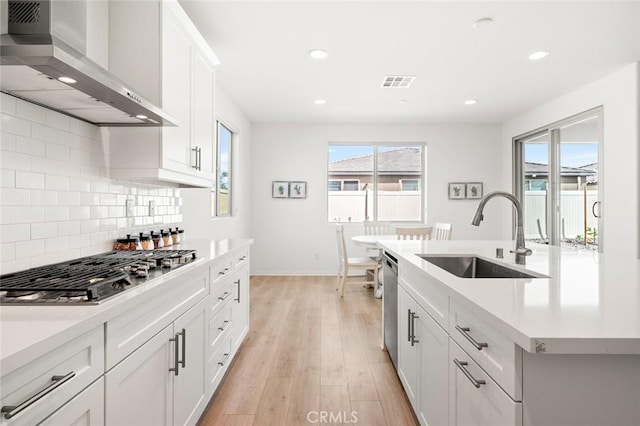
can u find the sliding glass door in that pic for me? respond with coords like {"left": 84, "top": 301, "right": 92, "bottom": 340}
{"left": 514, "top": 108, "right": 602, "bottom": 251}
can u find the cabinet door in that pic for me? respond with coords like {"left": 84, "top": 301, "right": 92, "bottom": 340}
{"left": 39, "top": 378, "right": 104, "bottom": 426}
{"left": 415, "top": 305, "right": 449, "bottom": 426}
{"left": 161, "top": 4, "right": 192, "bottom": 174}
{"left": 105, "top": 326, "right": 174, "bottom": 426}
{"left": 173, "top": 299, "right": 208, "bottom": 426}
{"left": 397, "top": 286, "right": 419, "bottom": 408}
{"left": 231, "top": 264, "right": 250, "bottom": 353}
{"left": 191, "top": 48, "right": 215, "bottom": 177}
{"left": 449, "top": 340, "right": 522, "bottom": 426}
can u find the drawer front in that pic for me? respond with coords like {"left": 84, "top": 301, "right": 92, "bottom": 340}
{"left": 233, "top": 248, "right": 249, "bottom": 269}
{"left": 39, "top": 377, "right": 104, "bottom": 426}
{"left": 208, "top": 277, "right": 233, "bottom": 319}
{"left": 449, "top": 300, "right": 522, "bottom": 400}
{"left": 106, "top": 268, "right": 208, "bottom": 370}
{"left": 399, "top": 259, "right": 449, "bottom": 329}
{"left": 207, "top": 331, "right": 233, "bottom": 395}
{"left": 449, "top": 339, "right": 522, "bottom": 426}
{"left": 0, "top": 327, "right": 104, "bottom": 426}
{"left": 209, "top": 302, "right": 233, "bottom": 349}
{"left": 209, "top": 256, "right": 232, "bottom": 287}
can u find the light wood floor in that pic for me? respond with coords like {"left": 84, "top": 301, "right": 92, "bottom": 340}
{"left": 198, "top": 275, "right": 418, "bottom": 426}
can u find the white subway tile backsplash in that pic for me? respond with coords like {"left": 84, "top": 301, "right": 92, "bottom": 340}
{"left": 58, "top": 220, "right": 81, "bottom": 236}
{"left": 30, "top": 189, "right": 58, "bottom": 205}
{"left": 0, "top": 258, "right": 31, "bottom": 274}
{"left": 69, "top": 206, "right": 90, "bottom": 221}
{"left": 46, "top": 110, "right": 71, "bottom": 132}
{"left": 31, "top": 222, "right": 57, "bottom": 239}
{"left": 91, "top": 180, "right": 109, "bottom": 193}
{"left": 0, "top": 243, "right": 15, "bottom": 262}
{"left": 1, "top": 114, "right": 30, "bottom": 137}
{"left": 57, "top": 248, "right": 81, "bottom": 262}
{"left": 16, "top": 136, "right": 46, "bottom": 157}
{"left": 1, "top": 188, "right": 31, "bottom": 205}
{"left": 108, "top": 206, "right": 124, "bottom": 218}
{"left": 1, "top": 94, "right": 17, "bottom": 115}
{"left": 46, "top": 142, "right": 70, "bottom": 161}
{"left": 58, "top": 191, "right": 81, "bottom": 206}
{"left": 15, "top": 239, "right": 45, "bottom": 259}
{"left": 100, "top": 193, "right": 117, "bottom": 206}
{"left": 32, "top": 123, "right": 58, "bottom": 144}
{"left": 45, "top": 175, "right": 69, "bottom": 191}
{"left": 45, "top": 206, "right": 70, "bottom": 222}
{"left": 0, "top": 151, "right": 31, "bottom": 171}
{"left": 90, "top": 206, "right": 108, "bottom": 219}
{"left": 15, "top": 171, "right": 45, "bottom": 189}
{"left": 17, "top": 101, "right": 47, "bottom": 124}
{"left": 31, "top": 253, "right": 59, "bottom": 268}
{"left": 1, "top": 224, "right": 30, "bottom": 242}
{"left": 0, "top": 207, "right": 14, "bottom": 224}
{"left": 14, "top": 207, "right": 45, "bottom": 224}
{"left": 68, "top": 234, "right": 89, "bottom": 249}
{"left": 69, "top": 177, "right": 91, "bottom": 192}
{"left": 30, "top": 156, "right": 58, "bottom": 174}
{"left": 57, "top": 161, "right": 83, "bottom": 178}
{"left": 45, "top": 236, "right": 69, "bottom": 254}
{"left": 1, "top": 132, "right": 16, "bottom": 151}
{"left": 100, "top": 218, "right": 117, "bottom": 232}
{"left": 1, "top": 169, "right": 15, "bottom": 187}
{"left": 80, "top": 219, "right": 100, "bottom": 234}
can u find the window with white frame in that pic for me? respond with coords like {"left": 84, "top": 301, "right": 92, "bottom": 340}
{"left": 327, "top": 144, "right": 425, "bottom": 222}
{"left": 211, "top": 121, "right": 233, "bottom": 217}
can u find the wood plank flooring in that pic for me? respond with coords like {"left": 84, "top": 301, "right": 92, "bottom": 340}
{"left": 198, "top": 275, "right": 418, "bottom": 426}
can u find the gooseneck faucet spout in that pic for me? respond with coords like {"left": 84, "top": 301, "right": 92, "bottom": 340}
{"left": 471, "top": 191, "right": 532, "bottom": 265}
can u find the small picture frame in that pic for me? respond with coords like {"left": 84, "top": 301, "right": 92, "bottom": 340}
{"left": 448, "top": 182, "right": 466, "bottom": 200}
{"left": 289, "top": 181, "right": 307, "bottom": 198}
{"left": 466, "top": 182, "right": 483, "bottom": 199}
{"left": 272, "top": 181, "right": 289, "bottom": 198}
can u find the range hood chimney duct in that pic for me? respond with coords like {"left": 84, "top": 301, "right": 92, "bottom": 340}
{"left": 1, "top": 0, "right": 177, "bottom": 127}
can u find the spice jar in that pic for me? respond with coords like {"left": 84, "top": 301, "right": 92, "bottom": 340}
{"left": 161, "top": 229, "right": 172, "bottom": 247}
{"left": 170, "top": 228, "right": 179, "bottom": 245}
{"left": 151, "top": 230, "right": 163, "bottom": 249}
{"left": 178, "top": 227, "right": 185, "bottom": 242}
{"left": 139, "top": 232, "right": 154, "bottom": 250}
{"left": 113, "top": 234, "right": 142, "bottom": 251}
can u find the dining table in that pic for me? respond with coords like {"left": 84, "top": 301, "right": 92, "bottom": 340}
{"left": 351, "top": 234, "right": 398, "bottom": 298}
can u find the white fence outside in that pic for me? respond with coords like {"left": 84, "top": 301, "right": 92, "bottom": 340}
{"left": 328, "top": 191, "right": 421, "bottom": 222}
{"left": 524, "top": 190, "right": 599, "bottom": 240}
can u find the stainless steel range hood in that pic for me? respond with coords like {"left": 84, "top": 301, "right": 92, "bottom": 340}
{"left": 1, "top": 0, "right": 176, "bottom": 127}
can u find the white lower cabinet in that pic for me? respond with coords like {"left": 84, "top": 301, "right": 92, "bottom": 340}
{"left": 449, "top": 339, "right": 522, "bottom": 426}
{"left": 397, "top": 286, "right": 449, "bottom": 426}
{"left": 230, "top": 263, "right": 250, "bottom": 354}
{"left": 39, "top": 378, "right": 104, "bottom": 426}
{"left": 105, "top": 298, "right": 208, "bottom": 426}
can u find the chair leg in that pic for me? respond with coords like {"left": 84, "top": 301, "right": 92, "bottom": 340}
{"left": 339, "top": 264, "right": 348, "bottom": 297}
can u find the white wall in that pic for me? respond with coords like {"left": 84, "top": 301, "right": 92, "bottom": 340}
{"left": 501, "top": 62, "right": 640, "bottom": 258}
{"left": 181, "top": 85, "right": 252, "bottom": 240}
{"left": 250, "top": 123, "right": 503, "bottom": 275}
{"left": 0, "top": 94, "right": 183, "bottom": 274}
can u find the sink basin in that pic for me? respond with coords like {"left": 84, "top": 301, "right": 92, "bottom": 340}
{"left": 418, "top": 255, "right": 548, "bottom": 279}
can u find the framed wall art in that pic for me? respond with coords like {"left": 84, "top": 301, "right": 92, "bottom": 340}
{"left": 289, "top": 181, "right": 307, "bottom": 198}
{"left": 448, "top": 182, "right": 466, "bottom": 200}
{"left": 272, "top": 181, "right": 289, "bottom": 198}
{"left": 466, "top": 182, "right": 483, "bottom": 199}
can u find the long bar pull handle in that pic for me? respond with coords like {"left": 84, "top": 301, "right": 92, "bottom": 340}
{"left": 411, "top": 313, "right": 419, "bottom": 346}
{"left": 218, "top": 353, "right": 231, "bottom": 366}
{"left": 169, "top": 335, "right": 179, "bottom": 376}
{"left": 454, "top": 359, "right": 486, "bottom": 388}
{"left": 407, "top": 309, "right": 412, "bottom": 342}
{"left": 455, "top": 325, "right": 488, "bottom": 351}
{"left": 1, "top": 372, "right": 75, "bottom": 419}
{"left": 191, "top": 147, "right": 199, "bottom": 170}
{"left": 234, "top": 279, "right": 241, "bottom": 303}
{"left": 179, "top": 328, "right": 186, "bottom": 369}
{"left": 197, "top": 147, "right": 202, "bottom": 171}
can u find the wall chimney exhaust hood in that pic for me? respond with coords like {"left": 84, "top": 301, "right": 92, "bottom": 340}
{"left": 1, "top": 0, "right": 177, "bottom": 127}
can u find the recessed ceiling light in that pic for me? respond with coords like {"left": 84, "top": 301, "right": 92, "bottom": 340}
{"left": 473, "top": 18, "right": 493, "bottom": 29}
{"left": 309, "top": 49, "right": 328, "bottom": 60}
{"left": 464, "top": 99, "right": 478, "bottom": 105}
{"left": 399, "top": 99, "right": 408, "bottom": 104}
{"left": 529, "top": 51, "right": 549, "bottom": 61}
{"left": 135, "top": 114, "right": 148, "bottom": 120}
{"left": 314, "top": 99, "right": 327, "bottom": 105}
{"left": 57, "top": 76, "right": 77, "bottom": 84}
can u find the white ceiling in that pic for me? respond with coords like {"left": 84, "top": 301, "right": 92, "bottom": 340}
{"left": 179, "top": 1, "right": 640, "bottom": 124}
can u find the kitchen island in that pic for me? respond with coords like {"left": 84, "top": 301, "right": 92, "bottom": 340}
{"left": 378, "top": 239, "right": 640, "bottom": 426}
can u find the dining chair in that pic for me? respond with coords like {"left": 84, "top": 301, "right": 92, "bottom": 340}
{"left": 396, "top": 226, "right": 431, "bottom": 240}
{"left": 363, "top": 221, "right": 391, "bottom": 259}
{"left": 432, "top": 222, "right": 453, "bottom": 240}
{"left": 335, "top": 224, "right": 379, "bottom": 297}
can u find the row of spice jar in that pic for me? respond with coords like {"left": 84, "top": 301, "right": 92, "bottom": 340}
{"left": 113, "top": 227, "right": 185, "bottom": 251}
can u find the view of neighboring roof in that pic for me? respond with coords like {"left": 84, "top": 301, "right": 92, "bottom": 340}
{"left": 524, "top": 162, "right": 597, "bottom": 177}
{"left": 328, "top": 147, "right": 421, "bottom": 175}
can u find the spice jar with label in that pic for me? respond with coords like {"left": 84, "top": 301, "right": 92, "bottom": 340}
{"left": 177, "top": 227, "right": 185, "bottom": 242}
{"left": 161, "top": 229, "right": 172, "bottom": 247}
{"left": 139, "top": 232, "right": 154, "bottom": 250}
{"left": 170, "top": 228, "right": 179, "bottom": 245}
{"left": 151, "top": 230, "right": 163, "bottom": 249}
{"left": 113, "top": 234, "right": 142, "bottom": 251}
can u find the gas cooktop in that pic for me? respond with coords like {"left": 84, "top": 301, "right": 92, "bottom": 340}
{"left": 0, "top": 250, "right": 197, "bottom": 305}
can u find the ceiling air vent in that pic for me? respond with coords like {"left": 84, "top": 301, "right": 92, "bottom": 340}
{"left": 381, "top": 76, "right": 415, "bottom": 88}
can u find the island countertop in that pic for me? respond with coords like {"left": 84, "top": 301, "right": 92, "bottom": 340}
{"left": 378, "top": 239, "right": 640, "bottom": 354}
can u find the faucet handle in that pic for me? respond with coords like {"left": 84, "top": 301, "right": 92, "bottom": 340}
{"left": 510, "top": 247, "right": 532, "bottom": 256}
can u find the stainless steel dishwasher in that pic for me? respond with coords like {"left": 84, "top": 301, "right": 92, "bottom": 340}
{"left": 383, "top": 251, "right": 398, "bottom": 369}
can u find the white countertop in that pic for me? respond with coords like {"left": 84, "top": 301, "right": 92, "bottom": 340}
{"left": 0, "top": 238, "right": 253, "bottom": 375}
{"left": 379, "top": 239, "right": 640, "bottom": 354}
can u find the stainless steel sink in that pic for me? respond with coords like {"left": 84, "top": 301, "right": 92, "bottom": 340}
{"left": 418, "top": 255, "right": 548, "bottom": 279}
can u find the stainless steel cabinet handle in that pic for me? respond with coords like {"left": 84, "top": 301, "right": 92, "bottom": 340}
{"left": 218, "top": 352, "right": 231, "bottom": 366}
{"left": 169, "top": 334, "right": 180, "bottom": 376}
{"left": 218, "top": 267, "right": 230, "bottom": 276}
{"left": 234, "top": 279, "right": 241, "bottom": 303}
{"left": 1, "top": 372, "right": 75, "bottom": 419}
{"left": 179, "top": 328, "right": 186, "bottom": 369}
{"left": 218, "top": 320, "right": 230, "bottom": 332}
{"left": 454, "top": 359, "right": 486, "bottom": 388}
{"left": 455, "top": 325, "right": 488, "bottom": 351}
{"left": 407, "top": 309, "right": 412, "bottom": 342}
{"left": 218, "top": 291, "right": 231, "bottom": 301}
{"left": 191, "top": 147, "right": 199, "bottom": 170}
{"left": 411, "top": 313, "right": 419, "bottom": 346}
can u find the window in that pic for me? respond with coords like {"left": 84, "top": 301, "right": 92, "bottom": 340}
{"left": 327, "top": 144, "right": 425, "bottom": 222}
{"left": 211, "top": 121, "right": 233, "bottom": 217}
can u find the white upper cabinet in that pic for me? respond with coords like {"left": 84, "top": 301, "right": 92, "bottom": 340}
{"left": 108, "top": 0, "right": 218, "bottom": 188}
